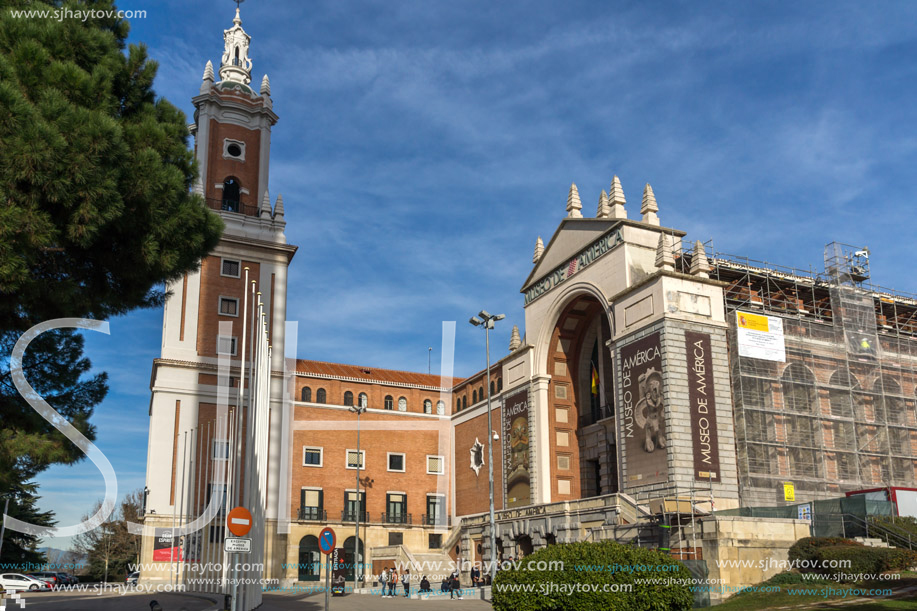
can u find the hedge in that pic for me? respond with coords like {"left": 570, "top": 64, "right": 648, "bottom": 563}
{"left": 816, "top": 545, "right": 917, "bottom": 581}
{"left": 788, "top": 537, "right": 861, "bottom": 572}
{"left": 492, "top": 541, "right": 693, "bottom": 611}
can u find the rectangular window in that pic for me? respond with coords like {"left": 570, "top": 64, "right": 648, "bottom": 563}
{"left": 208, "top": 483, "right": 227, "bottom": 514}
{"left": 346, "top": 449, "right": 365, "bottom": 469}
{"left": 344, "top": 490, "right": 366, "bottom": 521}
{"left": 299, "top": 488, "right": 323, "bottom": 520}
{"left": 209, "top": 525, "right": 225, "bottom": 543}
{"left": 387, "top": 452, "right": 405, "bottom": 472}
{"left": 219, "top": 297, "right": 239, "bottom": 316}
{"left": 303, "top": 447, "right": 323, "bottom": 467}
{"left": 212, "top": 439, "right": 230, "bottom": 460}
{"left": 426, "top": 494, "right": 446, "bottom": 525}
{"left": 386, "top": 492, "right": 407, "bottom": 523}
{"left": 428, "top": 534, "right": 442, "bottom": 549}
{"left": 221, "top": 259, "right": 241, "bottom": 278}
{"left": 426, "top": 455, "right": 444, "bottom": 475}
{"left": 388, "top": 532, "right": 404, "bottom": 546}
{"left": 216, "top": 335, "right": 237, "bottom": 356}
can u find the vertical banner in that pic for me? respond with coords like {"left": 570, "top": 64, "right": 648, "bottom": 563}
{"left": 618, "top": 332, "right": 667, "bottom": 485}
{"left": 503, "top": 388, "right": 531, "bottom": 508}
{"left": 152, "top": 528, "right": 183, "bottom": 562}
{"left": 331, "top": 547, "right": 347, "bottom": 595}
{"left": 685, "top": 331, "right": 721, "bottom": 482}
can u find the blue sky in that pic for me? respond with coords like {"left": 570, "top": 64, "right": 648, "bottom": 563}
{"left": 32, "top": 0, "right": 917, "bottom": 549}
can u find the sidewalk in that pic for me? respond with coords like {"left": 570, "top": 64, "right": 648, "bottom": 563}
{"left": 258, "top": 588, "right": 492, "bottom": 610}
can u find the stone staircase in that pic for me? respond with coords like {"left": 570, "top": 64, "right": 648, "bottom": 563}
{"left": 854, "top": 537, "right": 891, "bottom": 548}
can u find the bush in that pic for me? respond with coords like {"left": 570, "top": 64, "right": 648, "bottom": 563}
{"left": 492, "top": 541, "right": 693, "bottom": 611}
{"left": 884, "top": 548, "right": 917, "bottom": 571}
{"left": 815, "top": 546, "right": 917, "bottom": 581}
{"left": 763, "top": 571, "right": 832, "bottom": 586}
{"left": 788, "top": 537, "right": 861, "bottom": 572}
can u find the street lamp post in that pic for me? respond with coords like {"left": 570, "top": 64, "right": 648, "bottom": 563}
{"left": 470, "top": 310, "right": 504, "bottom": 584}
{"left": 350, "top": 396, "right": 367, "bottom": 596}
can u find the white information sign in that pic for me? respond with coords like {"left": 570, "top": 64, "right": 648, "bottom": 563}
{"left": 736, "top": 311, "right": 786, "bottom": 362}
{"left": 225, "top": 537, "right": 252, "bottom": 553}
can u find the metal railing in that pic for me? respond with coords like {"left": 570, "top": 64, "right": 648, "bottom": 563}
{"left": 817, "top": 513, "right": 916, "bottom": 550}
{"left": 341, "top": 510, "right": 369, "bottom": 523}
{"left": 297, "top": 507, "right": 326, "bottom": 521}
{"left": 421, "top": 514, "right": 451, "bottom": 527}
{"left": 205, "top": 197, "right": 261, "bottom": 217}
{"left": 381, "top": 512, "right": 412, "bottom": 525}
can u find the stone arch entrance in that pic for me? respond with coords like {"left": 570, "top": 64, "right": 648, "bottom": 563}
{"left": 298, "top": 535, "right": 320, "bottom": 581}
{"left": 546, "top": 294, "right": 618, "bottom": 501}
{"left": 515, "top": 534, "right": 534, "bottom": 558}
{"left": 343, "top": 536, "right": 364, "bottom": 581}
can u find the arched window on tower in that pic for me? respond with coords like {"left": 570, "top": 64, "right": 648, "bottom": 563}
{"left": 344, "top": 391, "right": 354, "bottom": 406}
{"left": 384, "top": 395, "right": 393, "bottom": 410}
{"left": 316, "top": 388, "right": 326, "bottom": 403}
{"left": 490, "top": 381, "right": 496, "bottom": 396}
{"left": 424, "top": 399, "right": 433, "bottom": 414}
{"left": 472, "top": 389, "right": 478, "bottom": 404}
{"left": 222, "top": 177, "right": 241, "bottom": 212}
{"left": 462, "top": 396, "right": 467, "bottom": 409}
{"left": 358, "top": 392, "right": 368, "bottom": 408}
{"left": 498, "top": 378, "right": 503, "bottom": 392}
{"left": 301, "top": 387, "right": 312, "bottom": 402}
{"left": 233, "top": 46, "right": 240, "bottom": 66}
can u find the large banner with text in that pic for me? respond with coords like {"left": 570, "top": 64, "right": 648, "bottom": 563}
{"left": 618, "top": 332, "right": 668, "bottom": 486}
{"left": 503, "top": 388, "right": 531, "bottom": 508}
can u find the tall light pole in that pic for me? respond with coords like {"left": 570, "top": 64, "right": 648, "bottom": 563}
{"left": 469, "top": 310, "right": 504, "bottom": 584}
{"left": 350, "top": 395, "right": 367, "bottom": 596}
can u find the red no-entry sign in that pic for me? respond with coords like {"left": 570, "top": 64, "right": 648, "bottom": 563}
{"left": 227, "top": 506, "right": 253, "bottom": 537}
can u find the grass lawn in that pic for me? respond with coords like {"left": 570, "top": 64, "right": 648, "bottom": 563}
{"left": 713, "top": 575, "right": 917, "bottom": 610}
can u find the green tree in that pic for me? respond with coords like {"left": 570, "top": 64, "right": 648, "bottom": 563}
{"left": 71, "top": 489, "right": 143, "bottom": 581}
{"left": 0, "top": 0, "right": 223, "bottom": 328}
{"left": 0, "top": 0, "right": 223, "bottom": 558}
{"left": 0, "top": 480, "right": 56, "bottom": 568}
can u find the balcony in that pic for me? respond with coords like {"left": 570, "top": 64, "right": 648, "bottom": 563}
{"left": 205, "top": 198, "right": 261, "bottom": 217}
{"left": 341, "top": 510, "right": 369, "bottom": 523}
{"left": 381, "top": 512, "right": 412, "bottom": 525}
{"left": 297, "top": 507, "right": 326, "bottom": 521}
{"left": 421, "top": 514, "right": 451, "bottom": 527}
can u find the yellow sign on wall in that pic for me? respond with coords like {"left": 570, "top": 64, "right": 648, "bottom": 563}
{"left": 783, "top": 482, "right": 796, "bottom": 502}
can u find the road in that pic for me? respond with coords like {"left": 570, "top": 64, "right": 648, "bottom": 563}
{"left": 2, "top": 588, "right": 493, "bottom": 610}
{"left": 1, "top": 589, "right": 215, "bottom": 610}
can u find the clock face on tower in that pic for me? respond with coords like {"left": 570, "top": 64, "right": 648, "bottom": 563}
{"left": 398, "top": 397, "right": 407, "bottom": 412}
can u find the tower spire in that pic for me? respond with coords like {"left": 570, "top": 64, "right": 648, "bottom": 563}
{"left": 219, "top": 6, "right": 253, "bottom": 84}
{"left": 608, "top": 175, "right": 627, "bottom": 219}
{"left": 566, "top": 183, "right": 582, "bottom": 218}
{"left": 533, "top": 236, "right": 545, "bottom": 263}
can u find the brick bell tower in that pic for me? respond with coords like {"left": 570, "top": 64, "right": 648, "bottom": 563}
{"left": 141, "top": 7, "right": 296, "bottom": 583}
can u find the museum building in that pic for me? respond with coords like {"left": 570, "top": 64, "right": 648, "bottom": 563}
{"left": 140, "top": 8, "right": 917, "bottom": 590}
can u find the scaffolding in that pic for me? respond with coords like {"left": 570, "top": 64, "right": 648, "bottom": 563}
{"left": 710, "top": 243, "right": 917, "bottom": 507}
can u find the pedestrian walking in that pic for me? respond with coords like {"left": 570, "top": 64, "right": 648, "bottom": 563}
{"left": 450, "top": 568, "right": 462, "bottom": 599}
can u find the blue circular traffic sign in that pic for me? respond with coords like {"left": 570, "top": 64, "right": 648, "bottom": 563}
{"left": 319, "top": 527, "right": 336, "bottom": 554}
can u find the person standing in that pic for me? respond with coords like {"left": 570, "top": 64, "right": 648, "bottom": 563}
{"left": 450, "top": 568, "right": 462, "bottom": 600}
{"left": 402, "top": 569, "right": 411, "bottom": 598}
{"left": 388, "top": 568, "right": 398, "bottom": 597}
{"left": 379, "top": 567, "right": 389, "bottom": 596}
